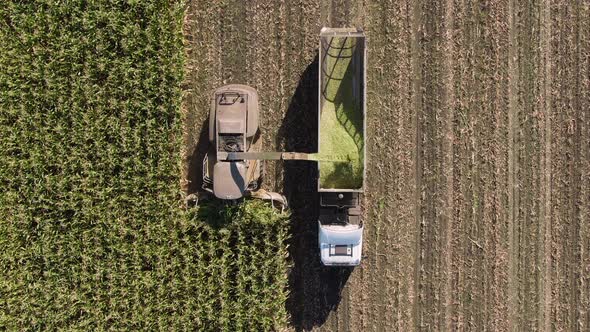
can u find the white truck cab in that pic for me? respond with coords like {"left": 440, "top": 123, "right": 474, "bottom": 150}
{"left": 319, "top": 221, "right": 363, "bottom": 266}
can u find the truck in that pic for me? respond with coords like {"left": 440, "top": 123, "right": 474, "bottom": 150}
{"left": 316, "top": 27, "right": 366, "bottom": 266}
{"left": 201, "top": 28, "right": 367, "bottom": 266}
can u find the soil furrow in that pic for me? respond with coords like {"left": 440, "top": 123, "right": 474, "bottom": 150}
{"left": 442, "top": 0, "right": 455, "bottom": 329}
{"left": 410, "top": 0, "right": 423, "bottom": 329}
{"left": 362, "top": 0, "right": 416, "bottom": 331}
{"left": 449, "top": 0, "right": 487, "bottom": 328}
{"left": 413, "top": 0, "right": 454, "bottom": 329}
{"left": 489, "top": 2, "right": 512, "bottom": 329}
{"left": 448, "top": 1, "right": 468, "bottom": 328}
{"left": 540, "top": 0, "right": 553, "bottom": 330}
{"left": 516, "top": 0, "right": 545, "bottom": 330}
{"left": 507, "top": 0, "right": 519, "bottom": 329}
{"left": 567, "top": 2, "right": 584, "bottom": 327}
{"left": 549, "top": 2, "right": 583, "bottom": 330}
{"left": 578, "top": 3, "right": 590, "bottom": 329}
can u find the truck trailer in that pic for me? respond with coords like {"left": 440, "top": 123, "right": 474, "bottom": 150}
{"left": 317, "top": 27, "right": 366, "bottom": 266}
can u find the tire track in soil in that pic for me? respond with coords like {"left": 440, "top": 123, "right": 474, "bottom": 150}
{"left": 539, "top": 0, "right": 553, "bottom": 329}
{"left": 578, "top": 3, "right": 590, "bottom": 329}
{"left": 549, "top": 2, "right": 589, "bottom": 330}
{"left": 410, "top": 0, "right": 423, "bottom": 330}
{"left": 507, "top": 0, "right": 553, "bottom": 330}
{"left": 473, "top": 2, "right": 511, "bottom": 330}
{"left": 412, "top": 0, "right": 451, "bottom": 330}
{"left": 448, "top": 1, "right": 512, "bottom": 330}
{"left": 441, "top": 1, "right": 455, "bottom": 329}
{"left": 361, "top": 0, "right": 416, "bottom": 331}
{"left": 513, "top": 0, "right": 546, "bottom": 330}
{"left": 507, "top": 0, "right": 519, "bottom": 329}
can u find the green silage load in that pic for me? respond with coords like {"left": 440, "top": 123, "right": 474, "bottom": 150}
{"left": 319, "top": 37, "right": 364, "bottom": 189}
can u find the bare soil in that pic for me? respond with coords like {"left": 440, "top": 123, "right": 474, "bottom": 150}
{"left": 183, "top": 0, "right": 590, "bottom": 331}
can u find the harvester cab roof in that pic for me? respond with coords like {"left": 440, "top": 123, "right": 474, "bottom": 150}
{"left": 203, "top": 85, "right": 262, "bottom": 200}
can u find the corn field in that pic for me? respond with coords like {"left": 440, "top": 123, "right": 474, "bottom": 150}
{"left": 0, "top": 1, "right": 290, "bottom": 330}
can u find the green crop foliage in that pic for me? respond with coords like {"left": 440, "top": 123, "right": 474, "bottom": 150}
{"left": 187, "top": 200, "right": 291, "bottom": 331}
{"left": 0, "top": 2, "right": 290, "bottom": 331}
{"left": 319, "top": 37, "right": 364, "bottom": 189}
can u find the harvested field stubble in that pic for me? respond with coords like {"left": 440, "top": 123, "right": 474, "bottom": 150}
{"left": 182, "top": 0, "right": 590, "bottom": 331}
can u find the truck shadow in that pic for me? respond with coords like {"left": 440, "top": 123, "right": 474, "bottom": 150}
{"left": 279, "top": 54, "right": 353, "bottom": 331}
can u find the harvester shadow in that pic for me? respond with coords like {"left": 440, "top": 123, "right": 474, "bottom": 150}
{"left": 186, "top": 118, "right": 210, "bottom": 196}
{"left": 186, "top": 119, "right": 237, "bottom": 230}
{"left": 279, "top": 54, "right": 353, "bottom": 331}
